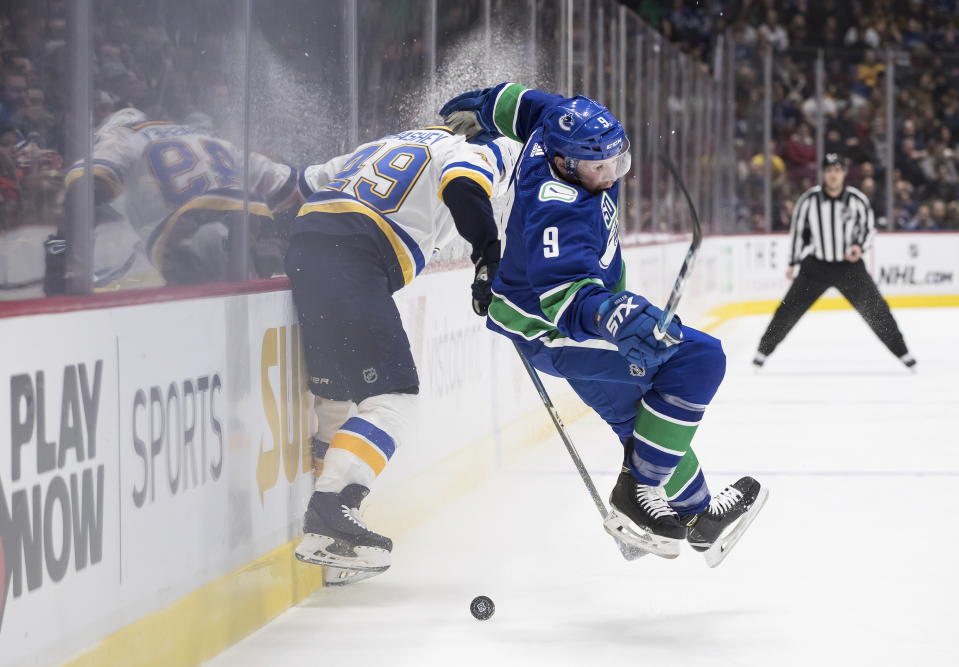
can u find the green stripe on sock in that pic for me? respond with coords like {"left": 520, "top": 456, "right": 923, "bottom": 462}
{"left": 633, "top": 403, "right": 699, "bottom": 453}
{"left": 664, "top": 449, "right": 700, "bottom": 498}
{"left": 493, "top": 83, "right": 527, "bottom": 141}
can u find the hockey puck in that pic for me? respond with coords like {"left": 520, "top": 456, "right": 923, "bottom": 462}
{"left": 470, "top": 595, "right": 495, "bottom": 620}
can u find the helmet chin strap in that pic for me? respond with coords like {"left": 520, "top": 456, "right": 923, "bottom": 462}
{"left": 563, "top": 156, "right": 582, "bottom": 185}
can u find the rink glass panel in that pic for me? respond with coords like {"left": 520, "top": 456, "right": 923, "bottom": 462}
{"left": 251, "top": 0, "right": 352, "bottom": 163}
{"left": 0, "top": 0, "right": 89, "bottom": 299}
{"left": 0, "top": 0, "right": 741, "bottom": 303}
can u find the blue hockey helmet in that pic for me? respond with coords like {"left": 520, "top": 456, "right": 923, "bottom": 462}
{"left": 541, "top": 96, "right": 631, "bottom": 188}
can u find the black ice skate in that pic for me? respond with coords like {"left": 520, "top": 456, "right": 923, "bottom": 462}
{"left": 684, "top": 476, "right": 768, "bottom": 568}
{"left": 603, "top": 468, "right": 686, "bottom": 559}
{"left": 294, "top": 484, "right": 392, "bottom": 574}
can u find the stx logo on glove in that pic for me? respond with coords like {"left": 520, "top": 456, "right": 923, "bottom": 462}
{"left": 604, "top": 295, "right": 639, "bottom": 336}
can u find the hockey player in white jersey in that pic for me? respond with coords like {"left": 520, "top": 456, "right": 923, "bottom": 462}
{"left": 289, "top": 126, "right": 516, "bottom": 583}
{"left": 45, "top": 108, "right": 298, "bottom": 292}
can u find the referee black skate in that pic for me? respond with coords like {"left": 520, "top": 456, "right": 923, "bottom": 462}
{"left": 753, "top": 153, "right": 915, "bottom": 370}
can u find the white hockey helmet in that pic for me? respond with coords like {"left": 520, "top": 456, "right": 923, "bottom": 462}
{"left": 96, "top": 107, "right": 148, "bottom": 135}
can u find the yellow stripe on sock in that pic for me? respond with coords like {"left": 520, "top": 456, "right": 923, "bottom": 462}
{"left": 329, "top": 432, "right": 388, "bottom": 475}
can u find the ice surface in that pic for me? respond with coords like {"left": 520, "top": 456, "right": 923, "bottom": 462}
{"left": 208, "top": 308, "right": 959, "bottom": 667}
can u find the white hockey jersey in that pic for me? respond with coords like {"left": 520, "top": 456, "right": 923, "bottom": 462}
{"left": 65, "top": 118, "right": 297, "bottom": 266}
{"left": 297, "top": 127, "right": 515, "bottom": 286}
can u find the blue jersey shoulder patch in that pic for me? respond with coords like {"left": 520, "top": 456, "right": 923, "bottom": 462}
{"left": 538, "top": 180, "right": 578, "bottom": 203}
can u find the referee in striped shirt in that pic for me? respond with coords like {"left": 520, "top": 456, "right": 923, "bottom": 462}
{"left": 753, "top": 153, "right": 916, "bottom": 369}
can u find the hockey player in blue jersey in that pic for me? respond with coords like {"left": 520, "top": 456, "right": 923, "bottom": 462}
{"left": 441, "top": 83, "right": 767, "bottom": 564}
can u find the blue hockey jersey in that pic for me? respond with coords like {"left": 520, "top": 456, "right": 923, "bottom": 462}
{"left": 479, "top": 83, "right": 625, "bottom": 343}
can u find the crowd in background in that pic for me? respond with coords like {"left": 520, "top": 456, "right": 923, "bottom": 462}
{"left": 0, "top": 0, "right": 494, "bottom": 235}
{"left": 2, "top": 0, "right": 958, "bottom": 240}
{"left": 634, "top": 0, "right": 959, "bottom": 231}
{"left": 0, "top": 0, "right": 254, "bottom": 232}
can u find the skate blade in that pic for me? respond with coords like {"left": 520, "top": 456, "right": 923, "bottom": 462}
{"left": 323, "top": 566, "right": 388, "bottom": 587}
{"left": 617, "top": 540, "right": 650, "bottom": 561}
{"left": 704, "top": 486, "right": 769, "bottom": 568}
{"left": 294, "top": 534, "right": 391, "bottom": 572}
{"left": 603, "top": 511, "right": 680, "bottom": 559}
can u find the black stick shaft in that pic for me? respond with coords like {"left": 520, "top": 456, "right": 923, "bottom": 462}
{"left": 656, "top": 152, "right": 704, "bottom": 336}
{"left": 513, "top": 342, "right": 608, "bottom": 517}
{"left": 513, "top": 342, "right": 643, "bottom": 560}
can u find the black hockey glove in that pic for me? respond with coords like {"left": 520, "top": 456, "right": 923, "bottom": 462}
{"left": 471, "top": 258, "right": 499, "bottom": 316}
{"left": 43, "top": 233, "right": 68, "bottom": 295}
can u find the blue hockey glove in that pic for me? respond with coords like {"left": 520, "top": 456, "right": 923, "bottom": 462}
{"left": 439, "top": 88, "right": 498, "bottom": 138}
{"left": 596, "top": 291, "right": 683, "bottom": 369}
{"left": 440, "top": 87, "right": 494, "bottom": 118}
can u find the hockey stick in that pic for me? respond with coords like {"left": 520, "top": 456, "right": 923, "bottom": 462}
{"left": 653, "top": 152, "right": 704, "bottom": 344}
{"left": 512, "top": 342, "right": 646, "bottom": 561}
{"left": 93, "top": 248, "right": 139, "bottom": 287}
{"left": 0, "top": 248, "right": 138, "bottom": 291}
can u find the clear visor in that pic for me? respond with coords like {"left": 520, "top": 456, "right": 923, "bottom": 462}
{"left": 573, "top": 139, "right": 632, "bottom": 184}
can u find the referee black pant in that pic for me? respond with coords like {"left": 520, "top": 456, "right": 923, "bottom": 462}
{"left": 758, "top": 256, "right": 909, "bottom": 359}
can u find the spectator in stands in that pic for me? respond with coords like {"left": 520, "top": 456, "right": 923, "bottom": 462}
{"left": 926, "top": 162, "right": 959, "bottom": 202}
{"left": 938, "top": 126, "right": 956, "bottom": 156}
{"left": 787, "top": 13, "right": 807, "bottom": 48}
{"left": 0, "top": 70, "right": 27, "bottom": 123}
{"left": 901, "top": 17, "right": 927, "bottom": 52}
{"left": 932, "top": 24, "right": 958, "bottom": 52}
{"left": 845, "top": 14, "right": 882, "bottom": 49}
{"left": 784, "top": 122, "right": 816, "bottom": 172}
{"left": 750, "top": 141, "right": 786, "bottom": 179}
{"left": 776, "top": 198, "right": 794, "bottom": 231}
{"left": 872, "top": 14, "right": 902, "bottom": 48}
{"left": 920, "top": 139, "right": 957, "bottom": 185}
{"left": 929, "top": 199, "right": 949, "bottom": 230}
{"left": 897, "top": 137, "right": 928, "bottom": 187}
{"left": 940, "top": 96, "right": 959, "bottom": 140}
{"left": 771, "top": 81, "right": 799, "bottom": 133}
{"left": 666, "top": 0, "right": 699, "bottom": 44}
{"left": 947, "top": 202, "right": 959, "bottom": 229}
{"left": 900, "top": 117, "right": 924, "bottom": 149}
{"left": 913, "top": 204, "right": 937, "bottom": 230}
{"left": 18, "top": 87, "right": 56, "bottom": 148}
{"left": 7, "top": 53, "right": 33, "bottom": 81}
{"left": 894, "top": 178, "right": 919, "bottom": 229}
{"left": 801, "top": 83, "right": 839, "bottom": 126}
{"left": 815, "top": 16, "right": 841, "bottom": 49}
{"left": 0, "top": 120, "right": 19, "bottom": 229}
{"left": 825, "top": 127, "right": 845, "bottom": 157}
{"left": 758, "top": 9, "right": 789, "bottom": 52}
{"left": 853, "top": 49, "right": 885, "bottom": 100}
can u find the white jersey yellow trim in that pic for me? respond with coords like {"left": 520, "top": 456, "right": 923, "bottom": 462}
{"left": 298, "top": 199, "right": 418, "bottom": 285}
